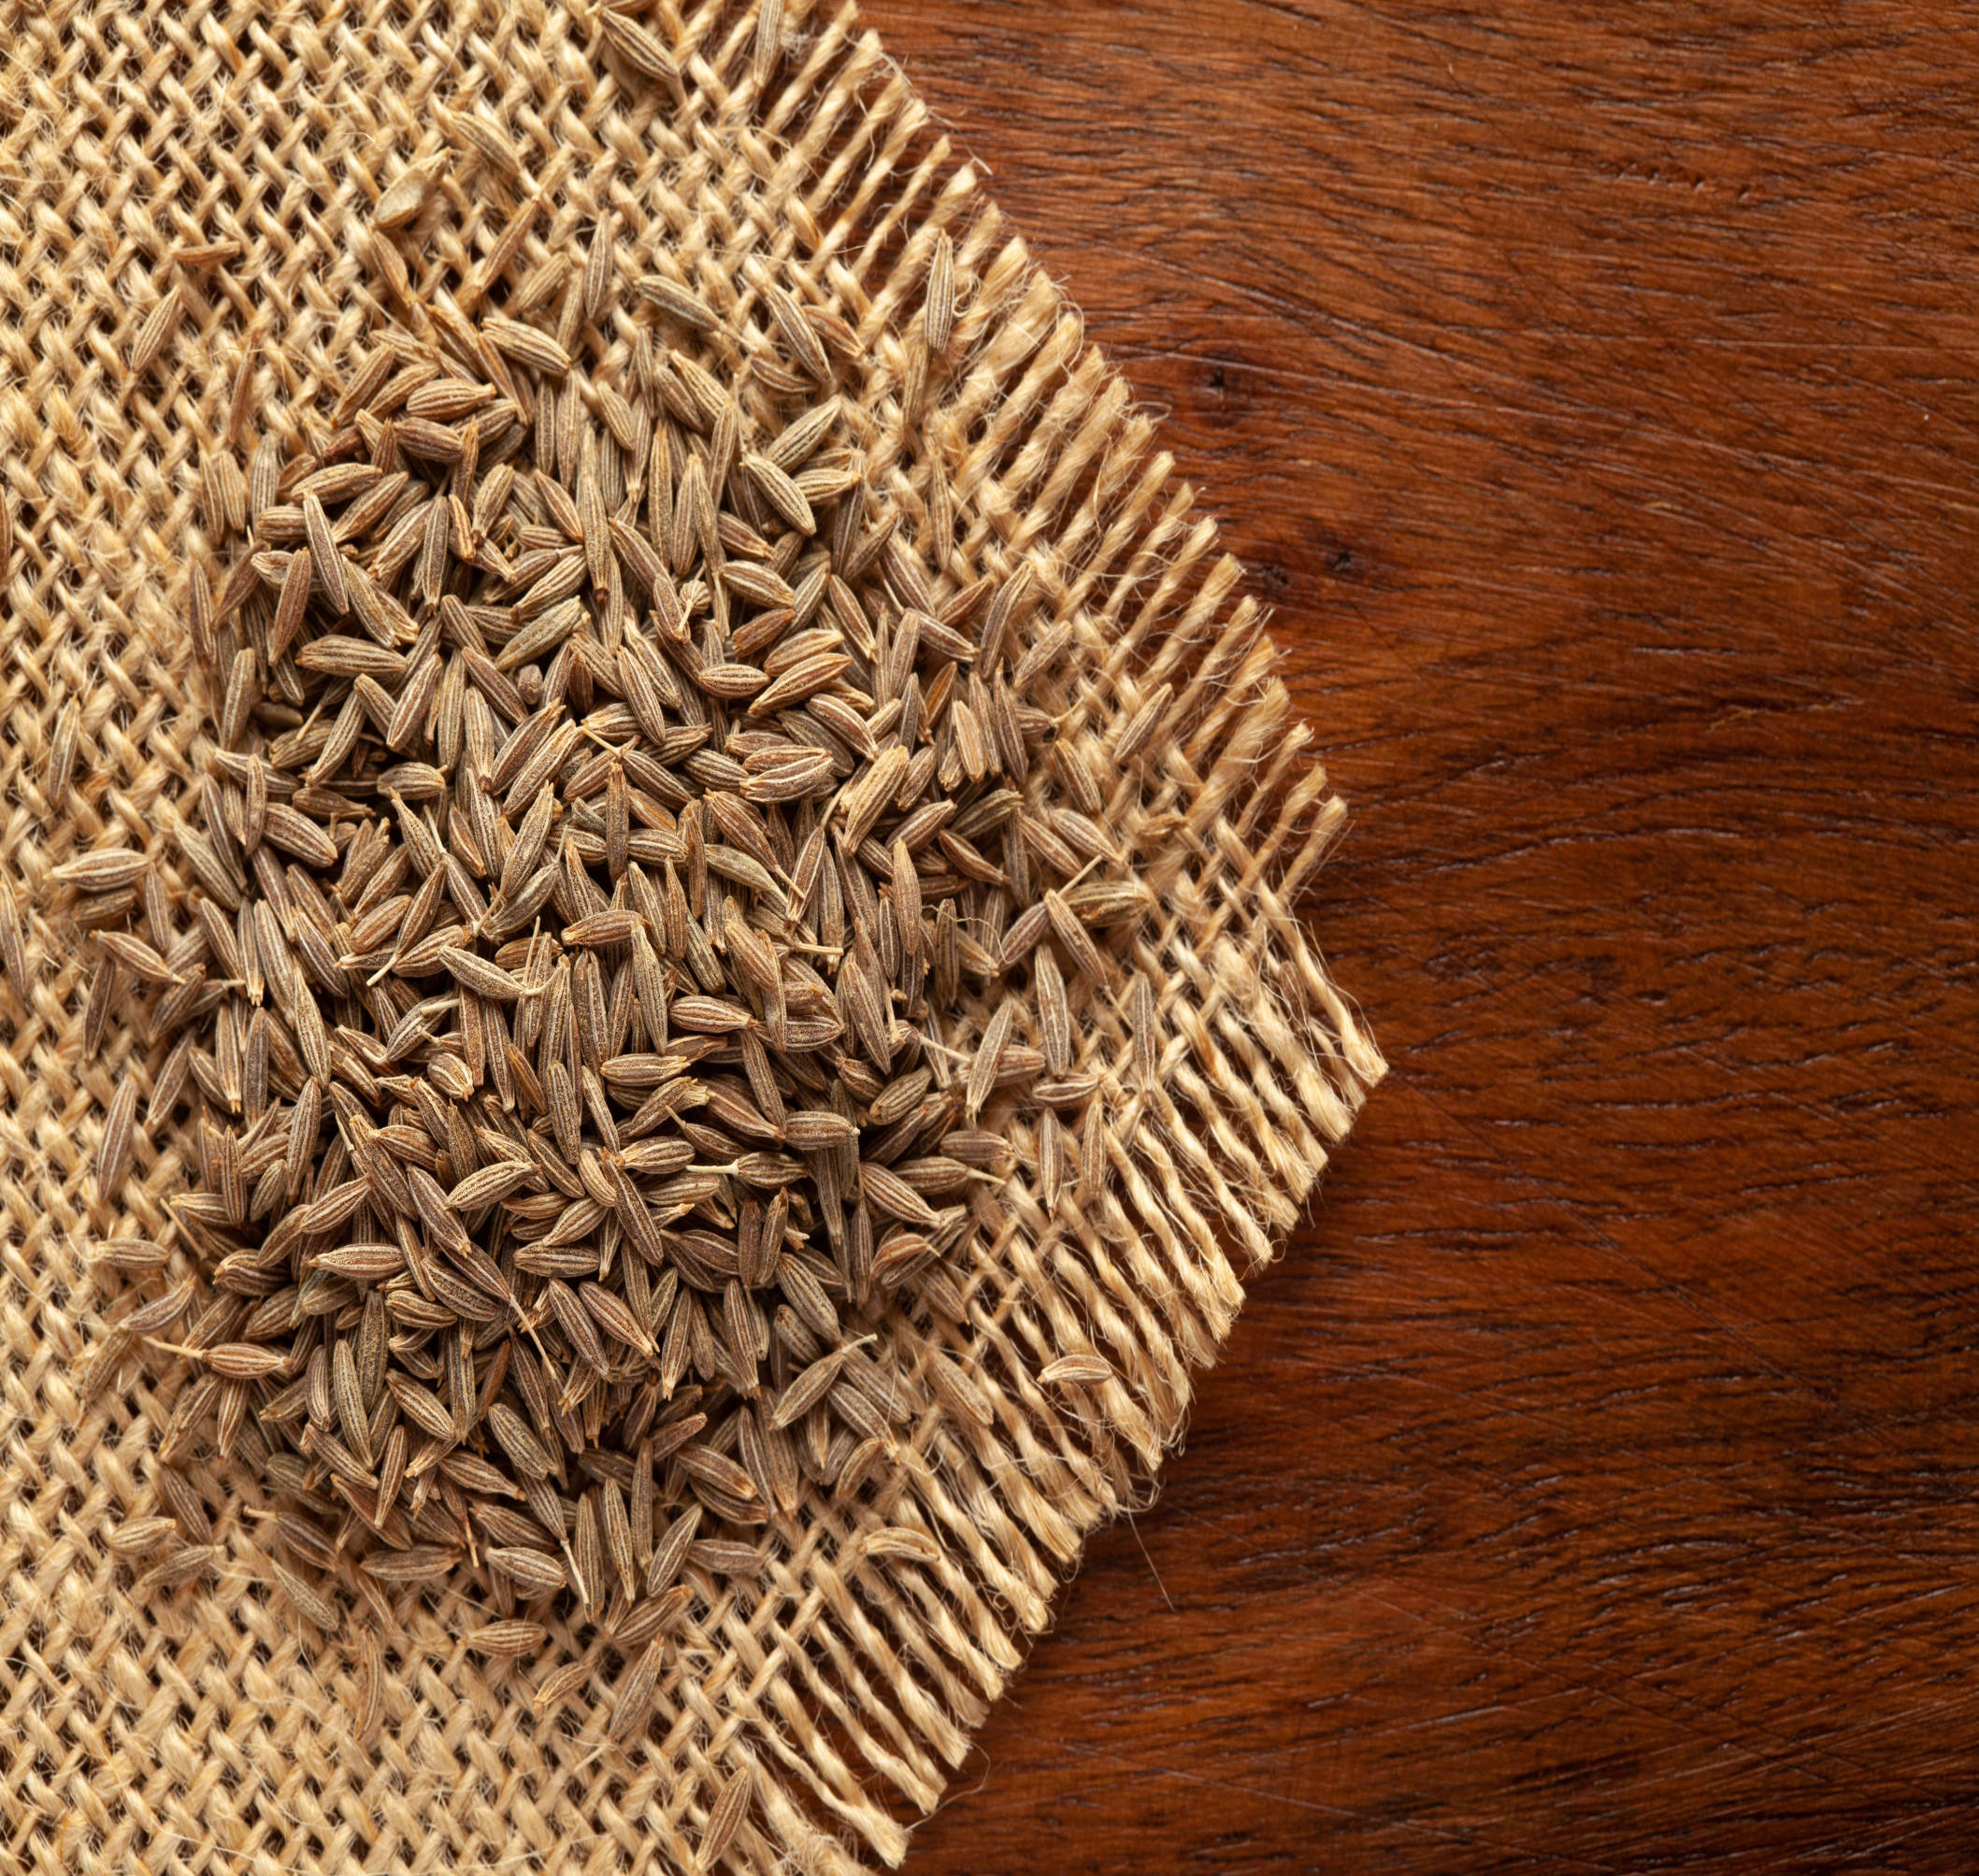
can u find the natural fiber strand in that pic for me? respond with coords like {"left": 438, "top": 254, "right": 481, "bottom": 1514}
{"left": 0, "top": 1, "right": 1383, "bottom": 1870}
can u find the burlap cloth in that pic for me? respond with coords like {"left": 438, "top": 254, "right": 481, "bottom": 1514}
{"left": 0, "top": 1, "right": 1383, "bottom": 1868}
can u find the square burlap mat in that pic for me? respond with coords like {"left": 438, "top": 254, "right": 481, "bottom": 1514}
{"left": 0, "top": 1, "right": 1381, "bottom": 1868}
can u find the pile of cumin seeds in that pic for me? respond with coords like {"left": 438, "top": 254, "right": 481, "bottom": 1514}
{"left": 76, "top": 213, "right": 1162, "bottom": 1712}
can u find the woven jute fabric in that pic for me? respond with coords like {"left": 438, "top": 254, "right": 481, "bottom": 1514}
{"left": 0, "top": 1, "right": 1382, "bottom": 1869}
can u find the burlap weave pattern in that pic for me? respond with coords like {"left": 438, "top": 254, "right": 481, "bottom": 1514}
{"left": 0, "top": 0, "right": 1382, "bottom": 1869}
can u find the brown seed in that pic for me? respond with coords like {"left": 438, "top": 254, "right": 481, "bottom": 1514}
{"left": 770, "top": 1347, "right": 847, "bottom": 1430}
{"left": 762, "top": 282, "right": 830, "bottom": 381}
{"left": 583, "top": 209, "right": 616, "bottom": 324}
{"left": 354, "top": 1636, "right": 384, "bottom": 1739}
{"left": 925, "top": 232, "right": 955, "bottom": 355}
{"left": 452, "top": 106, "right": 521, "bottom": 180}
{"left": 483, "top": 314, "right": 570, "bottom": 377}
{"left": 47, "top": 696, "right": 80, "bottom": 806}
{"left": 702, "top": 1766, "right": 755, "bottom": 1864}
{"left": 685, "top": 1539, "right": 765, "bottom": 1577}
{"left": 55, "top": 849, "right": 148, "bottom": 893}
{"left": 136, "top": 1542, "right": 219, "bottom": 1595}
{"left": 607, "top": 1636, "right": 666, "bottom": 1740}
{"left": 1034, "top": 945, "right": 1072, "bottom": 1074}
{"left": 1078, "top": 1098, "right": 1106, "bottom": 1200}
{"left": 0, "top": 872, "right": 27, "bottom": 990}
{"left": 303, "top": 492, "right": 349, "bottom": 613}
{"left": 677, "top": 1442, "right": 757, "bottom": 1505}
{"left": 602, "top": 1477, "right": 636, "bottom": 1601}
{"left": 1038, "top": 1109, "right": 1065, "bottom": 1210}
{"left": 248, "top": 435, "right": 280, "bottom": 523}
{"left": 271, "top": 547, "right": 312, "bottom": 662}
{"left": 1044, "top": 887, "right": 1107, "bottom": 982}
{"left": 418, "top": 492, "right": 451, "bottom": 603}
{"left": 96, "top": 1081, "right": 138, "bottom": 1199}
{"left": 480, "top": 1401, "right": 547, "bottom": 1481}
{"left": 572, "top": 1492, "right": 604, "bottom": 1611}
{"left": 127, "top": 285, "right": 183, "bottom": 378}
{"left": 438, "top": 945, "right": 522, "bottom": 1000}
{"left": 205, "top": 1341, "right": 288, "bottom": 1382}
{"left": 124, "top": 1280, "right": 195, "bottom": 1336}
{"left": 156, "top": 1466, "right": 212, "bottom": 1545}
{"left": 645, "top": 1503, "right": 701, "bottom": 1596}
{"left": 1130, "top": 972, "right": 1159, "bottom": 1084}
{"left": 106, "top": 1515, "right": 179, "bottom": 1557}
{"left": 966, "top": 998, "right": 1015, "bottom": 1121}
{"left": 376, "top": 1425, "right": 408, "bottom": 1526}
{"left": 466, "top": 1618, "right": 549, "bottom": 1657}
{"left": 333, "top": 1339, "right": 373, "bottom": 1469}
{"left": 270, "top": 1558, "right": 339, "bottom": 1628}
{"left": 859, "top": 1160, "right": 939, "bottom": 1229}
{"left": 1114, "top": 681, "right": 1174, "bottom": 766}
{"left": 360, "top": 1545, "right": 460, "bottom": 1584}
{"left": 601, "top": 9, "right": 681, "bottom": 88}
{"left": 532, "top": 1658, "right": 591, "bottom": 1717}
{"left": 81, "top": 958, "right": 119, "bottom": 1061}
{"left": 91, "top": 1238, "right": 170, "bottom": 1276}
{"left": 547, "top": 1278, "right": 609, "bottom": 1376}
{"left": 1041, "top": 1353, "right": 1113, "bottom": 1386}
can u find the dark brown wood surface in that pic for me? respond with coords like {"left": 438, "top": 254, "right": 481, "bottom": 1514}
{"left": 859, "top": 2, "right": 1979, "bottom": 1869}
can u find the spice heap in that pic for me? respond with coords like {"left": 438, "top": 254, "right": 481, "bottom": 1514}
{"left": 79, "top": 223, "right": 1154, "bottom": 1703}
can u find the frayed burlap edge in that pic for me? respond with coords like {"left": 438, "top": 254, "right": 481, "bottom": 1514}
{"left": 0, "top": 1, "right": 1383, "bottom": 1869}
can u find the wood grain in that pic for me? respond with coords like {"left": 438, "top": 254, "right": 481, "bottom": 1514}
{"left": 858, "top": 1, "right": 1979, "bottom": 1869}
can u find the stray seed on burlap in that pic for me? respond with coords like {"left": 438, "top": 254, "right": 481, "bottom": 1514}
{"left": 0, "top": 874, "right": 25, "bottom": 989}
{"left": 355, "top": 1638, "right": 384, "bottom": 1740}
{"left": 925, "top": 233, "right": 955, "bottom": 354}
{"left": 127, "top": 285, "right": 183, "bottom": 378}
{"left": 1041, "top": 1353, "right": 1113, "bottom": 1386}
{"left": 156, "top": 1467, "right": 212, "bottom": 1545}
{"left": 584, "top": 210, "right": 616, "bottom": 324}
{"left": 56, "top": 850, "right": 147, "bottom": 893}
{"left": 532, "top": 1659, "right": 591, "bottom": 1717}
{"left": 1078, "top": 1098, "right": 1106, "bottom": 1200}
{"left": 270, "top": 1558, "right": 339, "bottom": 1628}
{"left": 97, "top": 1081, "right": 137, "bottom": 1199}
{"left": 453, "top": 106, "right": 521, "bottom": 180}
{"left": 226, "top": 324, "right": 262, "bottom": 446}
{"left": 136, "top": 1542, "right": 219, "bottom": 1595}
{"left": 702, "top": 1767, "right": 755, "bottom": 1864}
{"left": 1038, "top": 1108, "right": 1065, "bottom": 1210}
{"left": 106, "top": 1515, "right": 179, "bottom": 1556}
{"left": 48, "top": 697, "right": 79, "bottom": 806}
{"left": 1130, "top": 973, "right": 1159, "bottom": 1085}
{"left": 607, "top": 1636, "right": 666, "bottom": 1740}
{"left": 600, "top": 9, "right": 681, "bottom": 89}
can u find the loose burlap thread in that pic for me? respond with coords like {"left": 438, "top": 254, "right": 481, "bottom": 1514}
{"left": 0, "top": 0, "right": 1382, "bottom": 1869}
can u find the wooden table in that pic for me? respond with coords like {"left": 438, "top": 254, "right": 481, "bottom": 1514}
{"left": 861, "top": 2, "right": 1979, "bottom": 1868}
